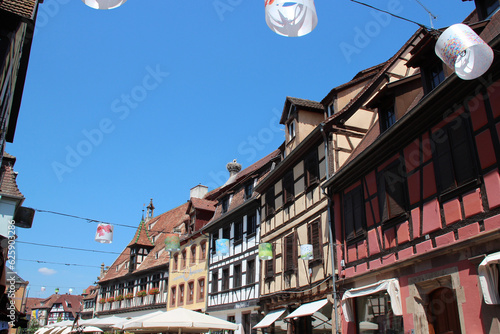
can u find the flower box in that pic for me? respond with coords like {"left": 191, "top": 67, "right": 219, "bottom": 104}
{"left": 136, "top": 290, "right": 147, "bottom": 297}
{"left": 148, "top": 288, "right": 160, "bottom": 295}
{"left": 98, "top": 299, "right": 106, "bottom": 304}
{"left": 106, "top": 297, "right": 115, "bottom": 303}
{"left": 115, "top": 295, "right": 124, "bottom": 301}
{"left": 124, "top": 293, "right": 134, "bottom": 300}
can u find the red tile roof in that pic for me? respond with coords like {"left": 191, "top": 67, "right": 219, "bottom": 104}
{"left": 190, "top": 198, "right": 217, "bottom": 212}
{"left": 24, "top": 297, "right": 43, "bottom": 315}
{"left": 0, "top": 154, "right": 24, "bottom": 199}
{"left": 0, "top": 0, "right": 38, "bottom": 21}
{"left": 100, "top": 202, "right": 190, "bottom": 282}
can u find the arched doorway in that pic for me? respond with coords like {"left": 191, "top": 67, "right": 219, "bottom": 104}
{"left": 428, "top": 287, "right": 462, "bottom": 334}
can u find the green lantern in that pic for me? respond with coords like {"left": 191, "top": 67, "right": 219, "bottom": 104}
{"left": 259, "top": 243, "right": 273, "bottom": 260}
{"left": 164, "top": 234, "right": 180, "bottom": 252}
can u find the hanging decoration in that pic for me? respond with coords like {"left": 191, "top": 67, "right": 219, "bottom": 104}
{"left": 265, "top": 0, "right": 318, "bottom": 37}
{"left": 259, "top": 243, "right": 273, "bottom": 260}
{"left": 55, "top": 288, "right": 59, "bottom": 294}
{"left": 69, "top": 288, "right": 73, "bottom": 294}
{"left": 81, "top": 0, "right": 127, "bottom": 10}
{"left": 95, "top": 223, "right": 114, "bottom": 244}
{"left": 300, "top": 244, "right": 313, "bottom": 260}
{"left": 164, "top": 234, "right": 181, "bottom": 252}
{"left": 435, "top": 23, "right": 494, "bottom": 80}
{"left": 216, "top": 239, "right": 230, "bottom": 256}
{"left": 41, "top": 286, "right": 46, "bottom": 292}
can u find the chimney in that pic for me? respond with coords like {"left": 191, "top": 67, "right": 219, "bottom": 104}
{"left": 190, "top": 185, "right": 208, "bottom": 199}
{"left": 100, "top": 263, "right": 105, "bottom": 279}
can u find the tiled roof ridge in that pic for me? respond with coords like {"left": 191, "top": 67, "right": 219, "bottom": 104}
{"left": 0, "top": 0, "right": 38, "bottom": 21}
{"left": 0, "top": 158, "right": 24, "bottom": 199}
{"left": 127, "top": 218, "right": 154, "bottom": 247}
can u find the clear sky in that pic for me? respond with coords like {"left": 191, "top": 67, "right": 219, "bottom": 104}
{"left": 9, "top": 0, "right": 475, "bottom": 299}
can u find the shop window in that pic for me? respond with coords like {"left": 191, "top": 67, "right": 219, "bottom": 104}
{"left": 308, "top": 220, "right": 323, "bottom": 264}
{"left": 284, "top": 233, "right": 297, "bottom": 274}
{"left": 344, "top": 186, "right": 365, "bottom": 241}
{"left": 378, "top": 160, "right": 408, "bottom": 223}
{"left": 247, "top": 213, "right": 257, "bottom": 236}
{"left": 283, "top": 170, "right": 295, "bottom": 204}
{"left": 305, "top": 150, "right": 319, "bottom": 189}
{"left": 355, "top": 291, "right": 404, "bottom": 333}
{"left": 432, "top": 118, "right": 477, "bottom": 194}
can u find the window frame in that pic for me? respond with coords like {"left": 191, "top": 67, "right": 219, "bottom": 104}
{"left": 190, "top": 245, "right": 197, "bottom": 266}
{"left": 233, "top": 263, "right": 242, "bottom": 289}
{"left": 181, "top": 249, "right": 187, "bottom": 269}
{"left": 187, "top": 280, "right": 195, "bottom": 304}
{"left": 178, "top": 283, "right": 185, "bottom": 305}
{"left": 222, "top": 267, "right": 230, "bottom": 291}
{"left": 283, "top": 170, "right": 295, "bottom": 205}
{"left": 304, "top": 149, "right": 320, "bottom": 189}
{"left": 308, "top": 220, "right": 323, "bottom": 265}
{"left": 377, "top": 159, "right": 409, "bottom": 224}
{"left": 287, "top": 119, "right": 296, "bottom": 142}
{"left": 211, "top": 271, "right": 219, "bottom": 294}
{"left": 197, "top": 278, "right": 205, "bottom": 302}
{"left": 265, "top": 187, "right": 275, "bottom": 218}
{"left": 234, "top": 220, "right": 243, "bottom": 243}
{"left": 343, "top": 185, "right": 366, "bottom": 242}
{"left": 246, "top": 259, "right": 255, "bottom": 285}
{"left": 244, "top": 180, "right": 254, "bottom": 200}
{"left": 170, "top": 286, "right": 177, "bottom": 307}
{"left": 265, "top": 244, "right": 275, "bottom": 281}
{"left": 284, "top": 232, "right": 297, "bottom": 275}
{"left": 247, "top": 212, "right": 257, "bottom": 236}
{"left": 379, "top": 101, "right": 396, "bottom": 133}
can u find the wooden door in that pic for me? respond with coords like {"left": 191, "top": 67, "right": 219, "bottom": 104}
{"left": 428, "top": 287, "right": 462, "bottom": 334}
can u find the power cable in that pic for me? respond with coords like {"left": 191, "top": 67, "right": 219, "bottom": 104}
{"left": 18, "top": 258, "right": 102, "bottom": 268}
{"left": 17, "top": 241, "right": 124, "bottom": 255}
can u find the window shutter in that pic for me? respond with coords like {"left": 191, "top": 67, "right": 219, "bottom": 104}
{"left": 449, "top": 122, "right": 475, "bottom": 185}
{"left": 305, "top": 151, "right": 319, "bottom": 187}
{"left": 284, "top": 171, "right": 294, "bottom": 203}
{"left": 311, "top": 221, "right": 322, "bottom": 260}
{"left": 265, "top": 259, "right": 274, "bottom": 278}
{"left": 285, "top": 234, "right": 295, "bottom": 272}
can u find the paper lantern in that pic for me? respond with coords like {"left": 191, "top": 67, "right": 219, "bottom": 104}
{"left": 69, "top": 288, "right": 73, "bottom": 294}
{"left": 81, "top": 0, "right": 127, "bottom": 10}
{"left": 265, "top": 0, "right": 318, "bottom": 37}
{"left": 95, "top": 223, "right": 114, "bottom": 244}
{"left": 164, "top": 234, "right": 180, "bottom": 252}
{"left": 41, "top": 286, "right": 46, "bottom": 292}
{"left": 300, "top": 244, "right": 313, "bottom": 261}
{"left": 216, "top": 239, "right": 230, "bottom": 256}
{"left": 259, "top": 243, "right": 273, "bottom": 260}
{"left": 55, "top": 288, "right": 59, "bottom": 294}
{"left": 435, "top": 23, "right": 494, "bottom": 80}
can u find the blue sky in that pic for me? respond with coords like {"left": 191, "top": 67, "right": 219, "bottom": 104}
{"left": 9, "top": 0, "right": 475, "bottom": 299}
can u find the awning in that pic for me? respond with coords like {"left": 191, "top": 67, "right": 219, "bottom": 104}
{"left": 341, "top": 278, "right": 402, "bottom": 322}
{"left": 478, "top": 251, "right": 500, "bottom": 305}
{"left": 285, "top": 299, "right": 329, "bottom": 319}
{"left": 253, "top": 309, "right": 286, "bottom": 329}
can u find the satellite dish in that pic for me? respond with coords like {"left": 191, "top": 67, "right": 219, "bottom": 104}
{"left": 435, "top": 23, "right": 494, "bottom": 80}
{"left": 81, "top": 0, "right": 127, "bottom": 10}
{"left": 265, "top": 0, "right": 318, "bottom": 37}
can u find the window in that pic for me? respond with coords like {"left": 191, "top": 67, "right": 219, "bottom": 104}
{"left": 178, "top": 284, "right": 185, "bottom": 305}
{"left": 308, "top": 220, "right": 323, "bottom": 262}
{"left": 246, "top": 259, "right": 255, "bottom": 284}
{"left": 173, "top": 253, "right": 179, "bottom": 271}
{"left": 265, "top": 245, "right": 275, "bottom": 280}
{"left": 200, "top": 241, "right": 207, "bottom": 260}
{"left": 432, "top": 118, "right": 476, "bottom": 193}
{"left": 234, "top": 220, "right": 243, "bottom": 243}
{"left": 211, "top": 234, "right": 218, "bottom": 255}
{"left": 283, "top": 170, "right": 294, "bottom": 204}
{"left": 139, "top": 277, "right": 147, "bottom": 291}
{"left": 222, "top": 268, "right": 230, "bottom": 291}
{"left": 378, "top": 160, "right": 408, "bottom": 222}
{"left": 247, "top": 213, "right": 257, "bottom": 236}
{"left": 344, "top": 186, "right": 365, "bottom": 241}
{"left": 212, "top": 271, "right": 219, "bottom": 293}
{"left": 288, "top": 119, "right": 296, "bottom": 141}
{"left": 189, "top": 215, "right": 195, "bottom": 234}
{"left": 233, "top": 264, "right": 242, "bottom": 288}
{"left": 355, "top": 291, "right": 403, "bottom": 333}
{"left": 190, "top": 245, "right": 197, "bottom": 266}
{"left": 198, "top": 278, "right": 205, "bottom": 302}
{"left": 223, "top": 225, "right": 231, "bottom": 240}
{"left": 265, "top": 187, "right": 275, "bottom": 218}
{"left": 227, "top": 315, "right": 236, "bottom": 334}
{"left": 181, "top": 250, "right": 187, "bottom": 269}
{"left": 476, "top": 0, "right": 500, "bottom": 19}
{"left": 305, "top": 150, "right": 319, "bottom": 188}
{"left": 423, "top": 62, "right": 445, "bottom": 93}
{"left": 379, "top": 102, "right": 396, "bottom": 132}
{"left": 187, "top": 281, "right": 194, "bottom": 304}
{"left": 284, "top": 233, "right": 297, "bottom": 274}
{"left": 170, "top": 286, "right": 176, "bottom": 307}
{"left": 221, "top": 197, "right": 230, "bottom": 213}
{"left": 327, "top": 101, "right": 335, "bottom": 117}
{"left": 242, "top": 313, "right": 251, "bottom": 334}
{"left": 245, "top": 181, "right": 254, "bottom": 200}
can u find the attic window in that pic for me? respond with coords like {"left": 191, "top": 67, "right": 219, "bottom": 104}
{"left": 287, "top": 120, "right": 296, "bottom": 141}
{"left": 379, "top": 102, "right": 396, "bottom": 133}
{"left": 475, "top": 0, "right": 500, "bottom": 20}
{"left": 116, "top": 265, "right": 119, "bottom": 272}
{"left": 221, "top": 197, "right": 230, "bottom": 213}
{"left": 327, "top": 102, "right": 335, "bottom": 117}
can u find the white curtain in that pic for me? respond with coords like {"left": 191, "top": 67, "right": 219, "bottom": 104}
{"left": 478, "top": 251, "right": 500, "bottom": 305}
{"left": 341, "top": 278, "right": 403, "bottom": 322}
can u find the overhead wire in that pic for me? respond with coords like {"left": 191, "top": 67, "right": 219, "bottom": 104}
{"left": 17, "top": 241, "right": 124, "bottom": 255}
{"left": 18, "top": 258, "right": 102, "bottom": 268}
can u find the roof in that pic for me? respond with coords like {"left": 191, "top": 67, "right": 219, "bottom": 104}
{"left": 127, "top": 219, "right": 154, "bottom": 248}
{"left": 51, "top": 294, "right": 83, "bottom": 317}
{"left": 0, "top": 153, "right": 24, "bottom": 199}
{"left": 24, "top": 298, "right": 43, "bottom": 314}
{"left": 190, "top": 197, "right": 217, "bottom": 212}
{"left": 280, "top": 97, "right": 324, "bottom": 124}
{"left": 99, "top": 202, "right": 190, "bottom": 282}
{"left": 0, "top": 0, "right": 38, "bottom": 21}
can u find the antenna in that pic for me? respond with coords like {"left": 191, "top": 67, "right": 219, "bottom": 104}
{"left": 413, "top": 0, "right": 437, "bottom": 28}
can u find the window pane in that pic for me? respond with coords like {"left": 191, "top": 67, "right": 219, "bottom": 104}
{"left": 355, "top": 292, "right": 404, "bottom": 333}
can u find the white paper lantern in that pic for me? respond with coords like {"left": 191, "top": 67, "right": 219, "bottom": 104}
{"left": 41, "top": 286, "right": 46, "bottom": 292}
{"left": 81, "top": 0, "right": 127, "bottom": 10}
{"left": 216, "top": 239, "right": 230, "bottom": 256}
{"left": 69, "top": 288, "right": 73, "bottom": 294}
{"left": 95, "top": 223, "right": 114, "bottom": 244}
{"left": 300, "top": 244, "right": 313, "bottom": 261}
{"left": 265, "top": 0, "right": 318, "bottom": 37}
{"left": 435, "top": 23, "right": 494, "bottom": 80}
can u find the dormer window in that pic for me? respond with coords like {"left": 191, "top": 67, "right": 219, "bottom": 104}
{"left": 287, "top": 119, "right": 296, "bottom": 141}
{"left": 221, "top": 196, "right": 230, "bottom": 213}
{"left": 423, "top": 62, "right": 445, "bottom": 94}
{"left": 327, "top": 102, "right": 335, "bottom": 117}
{"left": 244, "top": 180, "right": 254, "bottom": 200}
{"left": 379, "top": 102, "right": 396, "bottom": 133}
